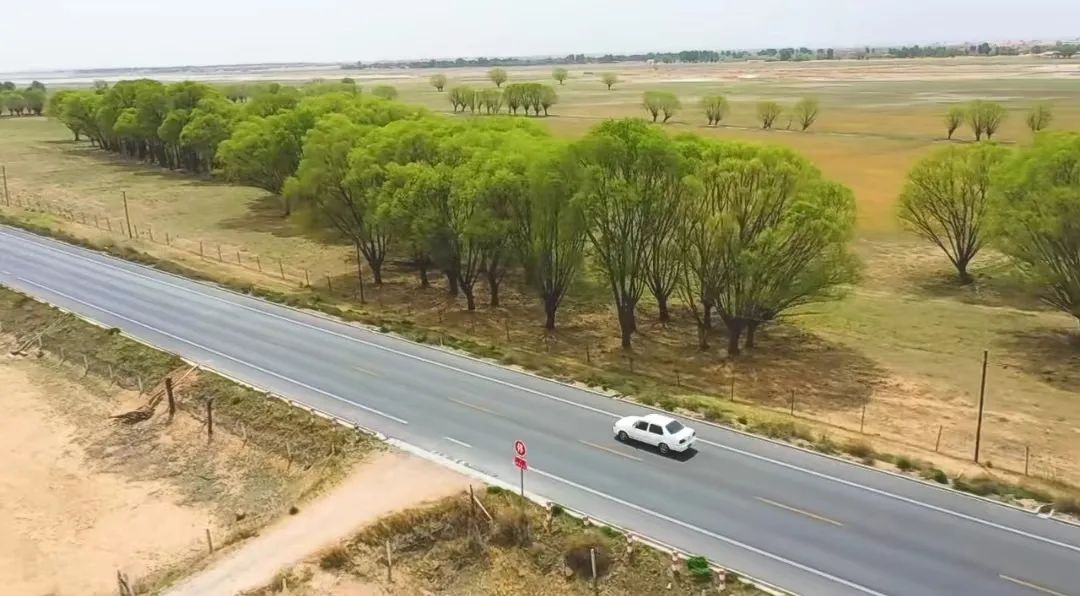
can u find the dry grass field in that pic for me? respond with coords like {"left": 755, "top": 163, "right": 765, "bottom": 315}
{"left": 1, "top": 56, "right": 1078, "bottom": 489}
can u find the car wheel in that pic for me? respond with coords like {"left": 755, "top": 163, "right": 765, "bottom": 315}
{"left": 617, "top": 430, "right": 629, "bottom": 442}
{"left": 659, "top": 443, "right": 670, "bottom": 455}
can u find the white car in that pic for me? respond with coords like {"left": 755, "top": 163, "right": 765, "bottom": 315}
{"left": 613, "top": 413, "right": 696, "bottom": 454}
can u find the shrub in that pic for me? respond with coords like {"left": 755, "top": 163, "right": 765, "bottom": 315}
{"left": 550, "top": 503, "right": 565, "bottom": 517}
{"left": 563, "top": 534, "right": 612, "bottom": 579}
{"left": 319, "top": 545, "right": 350, "bottom": 570}
{"left": 657, "top": 396, "right": 678, "bottom": 411}
{"left": 1054, "top": 497, "right": 1080, "bottom": 515}
{"left": 702, "top": 406, "right": 727, "bottom": 423}
{"left": 921, "top": 468, "right": 948, "bottom": 484}
{"left": 953, "top": 475, "right": 999, "bottom": 496}
{"left": 487, "top": 485, "right": 506, "bottom": 495}
{"left": 493, "top": 509, "right": 532, "bottom": 547}
{"left": 736, "top": 416, "right": 748, "bottom": 425}
{"left": 638, "top": 394, "right": 659, "bottom": 406}
{"left": 599, "top": 525, "right": 622, "bottom": 539}
{"left": 816, "top": 435, "right": 838, "bottom": 455}
{"left": 895, "top": 456, "right": 914, "bottom": 472}
{"left": 686, "top": 555, "right": 712, "bottom": 583}
{"left": 843, "top": 440, "right": 875, "bottom": 459}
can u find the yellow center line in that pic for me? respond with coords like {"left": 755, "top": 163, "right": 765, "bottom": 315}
{"left": 448, "top": 397, "right": 498, "bottom": 416}
{"left": 756, "top": 497, "right": 844, "bottom": 527}
{"left": 999, "top": 575, "right": 1067, "bottom": 596}
{"left": 352, "top": 365, "right": 380, "bottom": 377}
{"left": 579, "top": 440, "right": 643, "bottom": 462}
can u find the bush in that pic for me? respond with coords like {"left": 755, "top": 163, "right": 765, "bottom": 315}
{"left": 563, "top": 534, "right": 612, "bottom": 579}
{"left": 686, "top": 555, "right": 712, "bottom": 583}
{"left": 550, "top": 503, "right": 565, "bottom": 517}
{"left": 487, "top": 486, "right": 506, "bottom": 496}
{"left": 843, "top": 440, "right": 875, "bottom": 459}
{"left": 953, "top": 475, "right": 999, "bottom": 496}
{"left": 493, "top": 509, "right": 532, "bottom": 547}
{"left": 1054, "top": 497, "right": 1080, "bottom": 515}
{"left": 895, "top": 456, "right": 914, "bottom": 472}
{"left": 921, "top": 468, "right": 948, "bottom": 484}
{"left": 736, "top": 416, "right": 748, "bottom": 425}
{"left": 319, "top": 545, "right": 350, "bottom": 570}
{"left": 701, "top": 406, "right": 727, "bottom": 423}
{"left": 657, "top": 396, "right": 678, "bottom": 411}
{"left": 599, "top": 525, "right": 622, "bottom": 539}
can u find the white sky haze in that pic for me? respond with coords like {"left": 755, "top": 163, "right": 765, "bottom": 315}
{"left": 2, "top": 0, "right": 1078, "bottom": 71}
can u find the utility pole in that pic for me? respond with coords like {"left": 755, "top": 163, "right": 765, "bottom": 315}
{"left": 974, "top": 350, "right": 988, "bottom": 463}
{"left": 122, "top": 191, "right": 132, "bottom": 238}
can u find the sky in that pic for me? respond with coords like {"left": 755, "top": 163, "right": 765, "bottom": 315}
{"left": 2, "top": 0, "right": 1078, "bottom": 72}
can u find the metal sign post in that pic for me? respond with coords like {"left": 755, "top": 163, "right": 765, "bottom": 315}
{"left": 513, "top": 440, "right": 528, "bottom": 498}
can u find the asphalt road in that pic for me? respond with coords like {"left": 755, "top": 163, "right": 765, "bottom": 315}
{"left": 2, "top": 225, "right": 1079, "bottom": 596}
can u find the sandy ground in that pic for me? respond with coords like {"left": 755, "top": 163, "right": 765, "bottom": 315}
{"left": 0, "top": 360, "right": 210, "bottom": 596}
{"left": 165, "top": 452, "right": 470, "bottom": 596}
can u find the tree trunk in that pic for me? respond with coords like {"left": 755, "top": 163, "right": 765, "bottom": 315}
{"left": 445, "top": 270, "right": 459, "bottom": 296}
{"left": 418, "top": 261, "right": 430, "bottom": 288}
{"left": 354, "top": 242, "right": 366, "bottom": 304}
{"left": 371, "top": 260, "right": 383, "bottom": 285}
{"left": 957, "top": 261, "right": 973, "bottom": 285}
{"left": 697, "top": 323, "right": 709, "bottom": 351}
{"left": 463, "top": 286, "right": 476, "bottom": 311}
{"left": 487, "top": 267, "right": 500, "bottom": 308}
{"left": 657, "top": 294, "right": 670, "bottom": 324}
{"left": 725, "top": 320, "right": 744, "bottom": 358}
{"left": 703, "top": 301, "right": 713, "bottom": 330}
{"left": 617, "top": 304, "right": 635, "bottom": 349}
{"left": 745, "top": 321, "right": 759, "bottom": 350}
{"left": 543, "top": 294, "right": 558, "bottom": 330}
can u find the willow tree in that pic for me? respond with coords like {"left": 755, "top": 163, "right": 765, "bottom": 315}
{"left": 992, "top": 132, "right": 1080, "bottom": 328}
{"left": 574, "top": 119, "right": 691, "bottom": 348}
{"left": 898, "top": 143, "right": 1010, "bottom": 283}
{"left": 678, "top": 140, "right": 858, "bottom": 356}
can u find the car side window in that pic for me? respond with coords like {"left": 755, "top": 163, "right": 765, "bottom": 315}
{"left": 634, "top": 421, "right": 649, "bottom": 431}
{"left": 648, "top": 424, "right": 663, "bottom": 435}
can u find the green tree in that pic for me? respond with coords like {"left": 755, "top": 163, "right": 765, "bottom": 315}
{"left": 552, "top": 67, "right": 569, "bottom": 85}
{"left": 371, "top": 85, "right": 399, "bottom": 100}
{"left": 179, "top": 97, "right": 234, "bottom": 172}
{"left": 898, "top": 143, "right": 1010, "bottom": 283}
{"left": 574, "top": 119, "right": 691, "bottom": 348}
{"left": 1026, "top": 104, "right": 1052, "bottom": 133}
{"left": 701, "top": 95, "right": 729, "bottom": 126}
{"left": 4, "top": 92, "right": 27, "bottom": 115}
{"left": 448, "top": 86, "right": 475, "bottom": 113}
{"left": 479, "top": 88, "right": 503, "bottom": 114}
{"left": 539, "top": 85, "right": 558, "bottom": 116}
{"left": 513, "top": 146, "right": 587, "bottom": 329}
{"left": 967, "top": 100, "right": 1006, "bottom": 141}
{"left": 219, "top": 114, "right": 307, "bottom": 214}
{"left": 488, "top": 68, "right": 508, "bottom": 88}
{"left": 430, "top": 74, "right": 448, "bottom": 92}
{"left": 678, "top": 139, "right": 858, "bottom": 355}
{"left": 756, "top": 101, "right": 782, "bottom": 129}
{"left": 600, "top": 72, "right": 619, "bottom": 90}
{"left": 992, "top": 132, "right": 1080, "bottom": 327}
{"left": 642, "top": 91, "right": 680, "bottom": 123}
{"left": 945, "top": 106, "right": 965, "bottom": 140}
{"left": 793, "top": 97, "right": 820, "bottom": 131}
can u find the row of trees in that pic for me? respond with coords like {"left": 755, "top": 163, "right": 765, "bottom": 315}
{"left": 944, "top": 101, "right": 1054, "bottom": 141}
{"left": 447, "top": 83, "right": 558, "bottom": 116}
{"left": 0, "top": 81, "right": 47, "bottom": 116}
{"left": 431, "top": 70, "right": 618, "bottom": 94}
{"left": 898, "top": 133, "right": 1080, "bottom": 327}
{"left": 50, "top": 82, "right": 857, "bottom": 355}
{"left": 282, "top": 115, "right": 858, "bottom": 353}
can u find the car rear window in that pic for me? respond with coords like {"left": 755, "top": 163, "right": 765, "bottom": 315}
{"left": 665, "top": 420, "right": 684, "bottom": 433}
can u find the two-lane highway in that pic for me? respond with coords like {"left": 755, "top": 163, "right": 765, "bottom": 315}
{"left": 2, "top": 225, "right": 1079, "bottom": 596}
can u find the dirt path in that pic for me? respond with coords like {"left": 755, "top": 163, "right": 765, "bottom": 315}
{"left": 164, "top": 451, "right": 470, "bottom": 596}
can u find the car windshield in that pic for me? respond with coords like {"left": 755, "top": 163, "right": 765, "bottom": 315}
{"left": 665, "top": 420, "right": 684, "bottom": 433}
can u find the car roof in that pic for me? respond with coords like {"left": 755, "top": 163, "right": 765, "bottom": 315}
{"left": 640, "top": 413, "right": 677, "bottom": 425}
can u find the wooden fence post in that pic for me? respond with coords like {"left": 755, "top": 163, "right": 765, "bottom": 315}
{"left": 206, "top": 399, "right": 214, "bottom": 441}
{"left": 165, "top": 377, "right": 175, "bottom": 421}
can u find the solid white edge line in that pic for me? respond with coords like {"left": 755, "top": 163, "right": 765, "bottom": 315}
{"left": 444, "top": 436, "right": 473, "bottom": 449}
{"left": 697, "top": 437, "right": 1080, "bottom": 555}
{"left": 531, "top": 467, "right": 889, "bottom": 596}
{"left": 12, "top": 275, "right": 409, "bottom": 426}
{"left": 4, "top": 228, "right": 1080, "bottom": 555}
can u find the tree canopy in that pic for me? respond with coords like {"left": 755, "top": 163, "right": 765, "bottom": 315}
{"left": 993, "top": 133, "right": 1080, "bottom": 326}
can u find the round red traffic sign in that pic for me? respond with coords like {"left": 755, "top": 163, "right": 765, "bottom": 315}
{"left": 514, "top": 440, "right": 527, "bottom": 457}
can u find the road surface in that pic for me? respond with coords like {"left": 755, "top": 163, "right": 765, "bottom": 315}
{"left": 1, "top": 225, "right": 1079, "bottom": 596}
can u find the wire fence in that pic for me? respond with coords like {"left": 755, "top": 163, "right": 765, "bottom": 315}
{"left": 1, "top": 167, "right": 1076, "bottom": 486}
